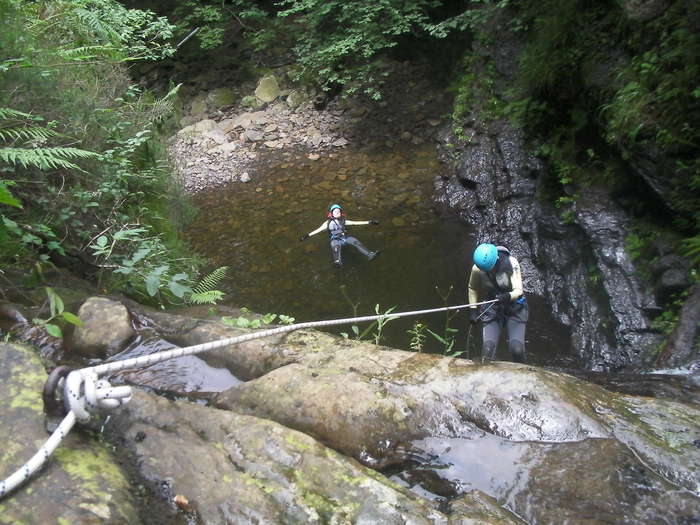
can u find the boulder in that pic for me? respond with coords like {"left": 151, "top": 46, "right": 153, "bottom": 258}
{"left": 189, "top": 95, "right": 208, "bottom": 118}
{"left": 207, "top": 87, "right": 236, "bottom": 108}
{"left": 286, "top": 89, "right": 306, "bottom": 109}
{"left": 254, "top": 75, "right": 280, "bottom": 103}
{"left": 68, "top": 297, "right": 135, "bottom": 358}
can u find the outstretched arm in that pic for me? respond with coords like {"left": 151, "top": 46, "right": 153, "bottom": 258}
{"left": 307, "top": 222, "right": 328, "bottom": 237}
{"left": 346, "top": 218, "right": 379, "bottom": 226}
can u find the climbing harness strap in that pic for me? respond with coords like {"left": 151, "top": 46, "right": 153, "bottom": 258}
{"left": 328, "top": 218, "right": 347, "bottom": 240}
{"left": 1, "top": 299, "right": 496, "bottom": 499}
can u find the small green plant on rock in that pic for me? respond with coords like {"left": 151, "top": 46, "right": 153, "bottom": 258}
{"left": 33, "top": 287, "right": 83, "bottom": 338}
{"left": 407, "top": 322, "right": 427, "bottom": 352}
{"left": 221, "top": 310, "right": 295, "bottom": 329}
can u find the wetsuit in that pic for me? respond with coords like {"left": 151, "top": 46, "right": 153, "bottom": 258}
{"left": 306, "top": 217, "right": 376, "bottom": 266}
{"left": 468, "top": 247, "right": 528, "bottom": 363}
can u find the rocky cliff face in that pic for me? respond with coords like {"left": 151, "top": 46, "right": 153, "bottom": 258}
{"left": 432, "top": 27, "right": 670, "bottom": 370}
{"left": 434, "top": 122, "right": 663, "bottom": 370}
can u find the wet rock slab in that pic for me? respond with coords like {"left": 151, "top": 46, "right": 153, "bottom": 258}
{"left": 107, "top": 389, "right": 519, "bottom": 524}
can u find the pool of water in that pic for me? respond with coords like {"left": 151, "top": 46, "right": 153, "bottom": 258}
{"left": 185, "top": 145, "right": 579, "bottom": 367}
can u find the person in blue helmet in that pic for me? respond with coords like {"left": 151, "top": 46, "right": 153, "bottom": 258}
{"left": 300, "top": 204, "right": 380, "bottom": 267}
{"left": 468, "top": 243, "right": 528, "bottom": 363}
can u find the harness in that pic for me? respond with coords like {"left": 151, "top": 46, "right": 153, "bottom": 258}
{"left": 327, "top": 217, "right": 347, "bottom": 241}
{"left": 485, "top": 248, "right": 526, "bottom": 305}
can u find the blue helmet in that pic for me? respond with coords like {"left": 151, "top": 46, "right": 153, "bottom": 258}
{"left": 329, "top": 204, "right": 342, "bottom": 212}
{"left": 473, "top": 243, "right": 498, "bottom": 271}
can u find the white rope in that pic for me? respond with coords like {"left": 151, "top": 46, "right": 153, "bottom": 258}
{"left": 0, "top": 299, "right": 496, "bottom": 499}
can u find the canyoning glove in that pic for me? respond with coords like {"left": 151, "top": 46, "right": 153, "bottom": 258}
{"left": 300, "top": 234, "right": 309, "bottom": 241}
{"left": 469, "top": 309, "right": 479, "bottom": 325}
{"left": 496, "top": 292, "right": 511, "bottom": 304}
{"left": 369, "top": 219, "right": 379, "bottom": 225}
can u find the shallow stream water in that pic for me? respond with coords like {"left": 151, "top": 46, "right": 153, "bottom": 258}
{"left": 185, "top": 144, "right": 579, "bottom": 367}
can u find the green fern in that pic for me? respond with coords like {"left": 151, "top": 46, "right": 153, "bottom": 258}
{"left": 0, "top": 126, "right": 57, "bottom": 143}
{"left": 74, "top": 7, "right": 121, "bottom": 44}
{"left": 0, "top": 108, "right": 36, "bottom": 121}
{"left": 682, "top": 235, "right": 700, "bottom": 266}
{"left": 187, "top": 266, "right": 228, "bottom": 305}
{"left": 56, "top": 44, "right": 120, "bottom": 61}
{"left": 0, "top": 147, "right": 98, "bottom": 170}
{"left": 188, "top": 290, "right": 225, "bottom": 305}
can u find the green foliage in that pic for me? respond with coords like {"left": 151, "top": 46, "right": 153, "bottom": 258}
{"left": 32, "top": 286, "right": 83, "bottom": 338}
{"left": 172, "top": 0, "right": 270, "bottom": 50}
{"left": 277, "top": 0, "right": 438, "bottom": 98}
{"left": 341, "top": 304, "right": 398, "bottom": 345}
{"left": 407, "top": 321, "right": 427, "bottom": 352}
{"left": 220, "top": 310, "right": 295, "bottom": 329}
{"left": 0, "top": 146, "right": 98, "bottom": 171}
{"left": 32, "top": 0, "right": 176, "bottom": 62}
{"left": 650, "top": 292, "right": 687, "bottom": 335}
{"left": 682, "top": 235, "right": 700, "bottom": 267}
{"left": 0, "top": 1, "right": 214, "bottom": 308}
{"left": 625, "top": 233, "right": 645, "bottom": 261}
{"left": 188, "top": 266, "right": 229, "bottom": 305}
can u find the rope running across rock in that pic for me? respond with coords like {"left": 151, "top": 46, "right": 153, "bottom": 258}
{"left": 0, "top": 299, "right": 496, "bottom": 499}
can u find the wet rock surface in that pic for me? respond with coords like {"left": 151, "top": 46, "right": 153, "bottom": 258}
{"left": 2, "top": 303, "right": 699, "bottom": 523}
{"left": 68, "top": 296, "right": 136, "bottom": 359}
{"left": 432, "top": 35, "right": 672, "bottom": 371}
{"left": 107, "top": 388, "right": 519, "bottom": 524}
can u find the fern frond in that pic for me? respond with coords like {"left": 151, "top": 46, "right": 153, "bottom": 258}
{"left": 188, "top": 290, "right": 225, "bottom": 305}
{"left": 0, "top": 147, "right": 98, "bottom": 170}
{"left": 682, "top": 235, "right": 700, "bottom": 265}
{"left": 0, "top": 108, "right": 35, "bottom": 120}
{"left": 56, "top": 44, "right": 120, "bottom": 61}
{"left": 149, "top": 97, "right": 174, "bottom": 123}
{"left": 0, "top": 126, "right": 57, "bottom": 143}
{"left": 74, "top": 8, "right": 121, "bottom": 44}
{"left": 191, "top": 266, "right": 229, "bottom": 295}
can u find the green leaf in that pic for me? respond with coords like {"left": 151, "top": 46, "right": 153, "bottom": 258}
{"left": 236, "top": 316, "right": 251, "bottom": 328}
{"left": 45, "top": 324, "right": 63, "bottom": 338}
{"left": 261, "top": 313, "right": 277, "bottom": 324}
{"left": 113, "top": 227, "right": 147, "bottom": 241}
{"left": 0, "top": 182, "right": 21, "bottom": 208}
{"left": 167, "top": 281, "right": 191, "bottom": 298}
{"left": 60, "top": 312, "right": 83, "bottom": 326}
{"left": 145, "top": 272, "right": 161, "bottom": 296}
{"left": 46, "top": 287, "right": 64, "bottom": 317}
{"left": 426, "top": 328, "right": 448, "bottom": 345}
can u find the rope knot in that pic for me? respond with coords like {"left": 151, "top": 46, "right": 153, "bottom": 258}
{"left": 63, "top": 370, "right": 132, "bottom": 423}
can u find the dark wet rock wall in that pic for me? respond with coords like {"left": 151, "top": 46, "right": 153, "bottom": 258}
{"left": 434, "top": 119, "right": 664, "bottom": 371}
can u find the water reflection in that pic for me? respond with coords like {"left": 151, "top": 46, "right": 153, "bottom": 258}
{"left": 107, "top": 336, "right": 241, "bottom": 394}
